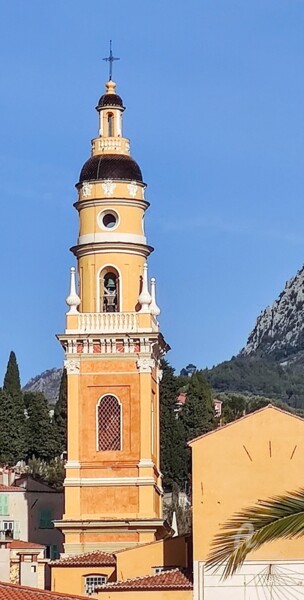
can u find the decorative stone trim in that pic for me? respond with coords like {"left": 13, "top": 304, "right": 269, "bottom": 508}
{"left": 64, "top": 476, "right": 157, "bottom": 487}
{"left": 64, "top": 358, "right": 80, "bottom": 374}
{"left": 127, "top": 181, "right": 137, "bottom": 197}
{"left": 82, "top": 182, "right": 93, "bottom": 197}
{"left": 136, "top": 358, "right": 155, "bottom": 373}
{"left": 102, "top": 179, "right": 116, "bottom": 196}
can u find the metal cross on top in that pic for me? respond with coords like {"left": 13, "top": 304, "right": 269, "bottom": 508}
{"left": 103, "top": 40, "right": 120, "bottom": 81}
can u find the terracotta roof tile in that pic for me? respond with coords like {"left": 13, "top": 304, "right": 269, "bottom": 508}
{"left": 50, "top": 550, "right": 116, "bottom": 567}
{"left": 98, "top": 568, "right": 193, "bottom": 591}
{"left": 0, "top": 484, "right": 24, "bottom": 492}
{"left": 0, "top": 581, "right": 86, "bottom": 599}
{"left": 9, "top": 540, "right": 45, "bottom": 550}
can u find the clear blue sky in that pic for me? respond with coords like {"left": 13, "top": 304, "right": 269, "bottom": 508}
{"left": 0, "top": 0, "right": 304, "bottom": 383}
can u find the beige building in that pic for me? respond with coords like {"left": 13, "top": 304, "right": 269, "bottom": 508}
{"left": 189, "top": 405, "right": 304, "bottom": 600}
{"left": 0, "top": 475, "right": 64, "bottom": 560}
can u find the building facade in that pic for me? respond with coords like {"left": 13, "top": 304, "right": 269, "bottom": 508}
{"left": 55, "top": 77, "right": 170, "bottom": 556}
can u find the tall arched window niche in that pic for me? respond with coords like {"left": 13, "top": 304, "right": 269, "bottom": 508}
{"left": 97, "top": 266, "right": 121, "bottom": 313}
{"left": 97, "top": 395, "right": 122, "bottom": 451}
{"left": 107, "top": 112, "right": 114, "bottom": 137}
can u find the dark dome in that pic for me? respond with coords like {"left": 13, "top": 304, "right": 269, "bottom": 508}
{"left": 78, "top": 154, "right": 143, "bottom": 184}
{"left": 98, "top": 93, "right": 124, "bottom": 108}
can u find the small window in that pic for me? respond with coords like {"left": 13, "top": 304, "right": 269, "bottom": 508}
{"left": 154, "top": 566, "right": 177, "bottom": 575}
{"left": 85, "top": 575, "right": 107, "bottom": 595}
{"left": 3, "top": 521, "right": 14, "bottom": 538}
{"left": 46, "top": 544, "right": 58, "bottom": 560}
{"left": 39, "top": 509, "right": 53, "bottom": 529}
{"left": 0, "top": 495, "right": 9, "bottom": 516}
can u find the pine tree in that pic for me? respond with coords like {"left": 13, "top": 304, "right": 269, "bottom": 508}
{"left": 0, "top": 389, "right": 26, "bottom": 464}
{"left": 3, "top": 351, "right": 21, "bottom": 395}
{"left": 53, "top": 369, "right": 67, "bottom": 456}
{"left": 181, "top": 370, "right": 214, "bottom": 442}
{"left": 24, "top": 391, "right": 56, "bottom": 460}
{"left": 160, "top": 360, "right": 188, "bottom": 490}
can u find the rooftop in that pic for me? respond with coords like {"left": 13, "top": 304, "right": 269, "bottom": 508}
{"left": 50, "top": 550, "right": 116, "bottom": 568}
{"left": 0, "top": 484, "right": 23, "bottom": 492}
{"left": 98, "top": 568, "right": 193, "bottom": 591}
{"left": 0, "top": 581, "right": 86, "bottom": 600}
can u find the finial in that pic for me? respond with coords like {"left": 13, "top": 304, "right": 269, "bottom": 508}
{"left": 138, "top": 263, "right": 152, "bottom": 313}
{"left": 103, "top": 40, "right": 120, "bottom": 81}
{"left": 66, "top": 267, "right": 81, "bottom": 314}
{"left": 150, "top": 277, "right": 160, "bottom": 317}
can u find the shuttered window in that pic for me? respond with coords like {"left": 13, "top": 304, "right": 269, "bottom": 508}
{"left": 0, "top": 495, "right": 9, "bottom": 516}
{"left": 39, "top": 509, "right": 53, "bottom": 529}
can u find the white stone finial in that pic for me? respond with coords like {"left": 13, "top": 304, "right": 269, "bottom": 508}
{"left": 150, "top": 277, "right": 160, "bottom": 317}
{"left": 138, "top": 262, "right": 152, "bottom": 312}
{"left": 171, "top": 511, "right": 179, "bottom": 537}
{"left": 66, "top": 267, "right": 81, "bottom": 314}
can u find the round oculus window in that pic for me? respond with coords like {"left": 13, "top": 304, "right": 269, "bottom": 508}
{"left": 98, "top": 210, "right": 119, "bottom": 230}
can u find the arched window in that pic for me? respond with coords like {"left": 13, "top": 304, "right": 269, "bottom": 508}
{"left": 97, "top": 395, "right": 121, "bottom": 451}
{"left": 107, "top": 113, "right": 114, "bottom": 136}
{"left": 99, "top": 268, "right": 119, "bottom": 313}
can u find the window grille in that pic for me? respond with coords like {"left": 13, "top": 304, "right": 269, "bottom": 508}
{"left": 85, "top": 575, "right": 107, "bottom": 595}
{"left": 98, "top": 395, "right": 121, "bottom": 451}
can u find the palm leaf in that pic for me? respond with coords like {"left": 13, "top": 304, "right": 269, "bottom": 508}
{"left": 206, "top": 489, "right": 304, "bottom": 579}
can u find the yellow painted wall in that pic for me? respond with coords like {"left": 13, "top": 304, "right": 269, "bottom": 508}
{"left": 190, "top": 406, "right": 304, "bottom": 561}
{"left": 115, "top": 536, "right": 190, "bottom": 580}
{"left": 51, "top": 565, "right": 115, "bottom": 596}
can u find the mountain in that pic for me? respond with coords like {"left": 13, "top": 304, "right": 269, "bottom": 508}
{"left": 23, "top": 368, "right": 62, "bottom": 405}
{"left": 241, "top": 266, "right": 304, "bottom": 363}
{"left": 206, "top": 266, "right": 304, "bottom": 409}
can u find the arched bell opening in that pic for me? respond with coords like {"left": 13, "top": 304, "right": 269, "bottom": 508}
{"left": 98, "top": 266, "right": 120, "bottom": 313}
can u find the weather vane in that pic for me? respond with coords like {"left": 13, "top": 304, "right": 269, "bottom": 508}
{"left": 103, "top": 40, "right": 120, "bottom": 81}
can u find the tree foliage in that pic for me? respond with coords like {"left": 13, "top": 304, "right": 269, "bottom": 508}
{"left": 181, "top": 371, "right": 214, "bottom": 442}
{"left": 3, "top": 351, "right": 21, "bottom": 395}
{"left": 160, "top": 360, "right": 187, "bottom": 490}
{"left": 206, "top": 489, "right": 304, "bottom": 578}
{"left": 53, "top": 368, "right": 67, "bottom": 456}
{"left": 0, "top": 389, "right": 26, "bottom": 464}
{"left": 24, "top": 391, "right": 56, "bottom": 461}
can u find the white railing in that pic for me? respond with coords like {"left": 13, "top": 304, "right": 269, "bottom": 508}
{"left": 78, "top": 312, "right": 140, "bottom": 333}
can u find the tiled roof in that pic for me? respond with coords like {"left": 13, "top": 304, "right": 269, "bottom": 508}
{"left": 0, "top": 581, "right": 86, "bottom": 599}
{"left": 98, "top": 568, "right": 193, "bottom": 591}
{"left": 9, "top": 540, "right": 45, "bottom": 550}
{"left": 0, "top": 484, "right": 24, "bottom": 492}
{"left": 51, "top": 550, "right": 116, "bottom": 567}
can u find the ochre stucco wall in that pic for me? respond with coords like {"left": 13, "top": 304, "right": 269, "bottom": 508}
{"left": 51, "top": 565, "right": 116, "bottom": 596}
{"left": 190, "top": 406, "right": 304, "bottom": 561}
{"left": 115, "top": 536, "right": 189, "bottom": 580}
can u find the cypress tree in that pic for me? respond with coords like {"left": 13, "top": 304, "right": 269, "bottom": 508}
{"left": 3, "top": 351, "right": 21, "bottom": 395}
{"left": 53, "top": 369, "right": 67, "bottom": 456}
{"left": 0, "top": 389, "right": 26, "bottom": 464}
{"left": 160, "top": 360, "right": 188, "bottom": 490}
{"left": 24, "top": 391, "right": 56, "bottom": 460}
{"left": 181, "top": 370, "right": 215, "bottom": 442}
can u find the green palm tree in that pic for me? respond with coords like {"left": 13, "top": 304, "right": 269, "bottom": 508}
{"left": 206, "top": 489, "right": 304, "bottom": 579}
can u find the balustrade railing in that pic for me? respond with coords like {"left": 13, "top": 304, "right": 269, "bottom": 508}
{"left": 76, "top": 311, "right": 158, "bottom": 334}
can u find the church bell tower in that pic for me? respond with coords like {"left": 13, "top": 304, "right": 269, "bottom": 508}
{"left": 56, "top": 73, "right": 170, "bottom": 554}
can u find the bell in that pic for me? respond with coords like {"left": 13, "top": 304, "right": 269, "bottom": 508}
{"left": 105, "top": 276, "right": 116, "bottom": 292}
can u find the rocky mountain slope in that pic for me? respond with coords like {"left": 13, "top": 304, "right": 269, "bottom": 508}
{"left": 241, "top": 266, "right": 304, "bottom": 363}
{"left": 23, "top": 368, "right": 62, "bottom": 405}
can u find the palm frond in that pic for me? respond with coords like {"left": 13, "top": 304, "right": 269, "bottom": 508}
{"left": 206, "top": 489, "right": 304, "bottom": 579}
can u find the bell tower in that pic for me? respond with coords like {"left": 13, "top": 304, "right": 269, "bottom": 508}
{"left": 55, "top": 76, "right": 170, "bottom": 555}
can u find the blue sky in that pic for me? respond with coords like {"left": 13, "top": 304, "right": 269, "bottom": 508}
{"left": 0, "top": 0, "right": 304, "bottom": 383}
